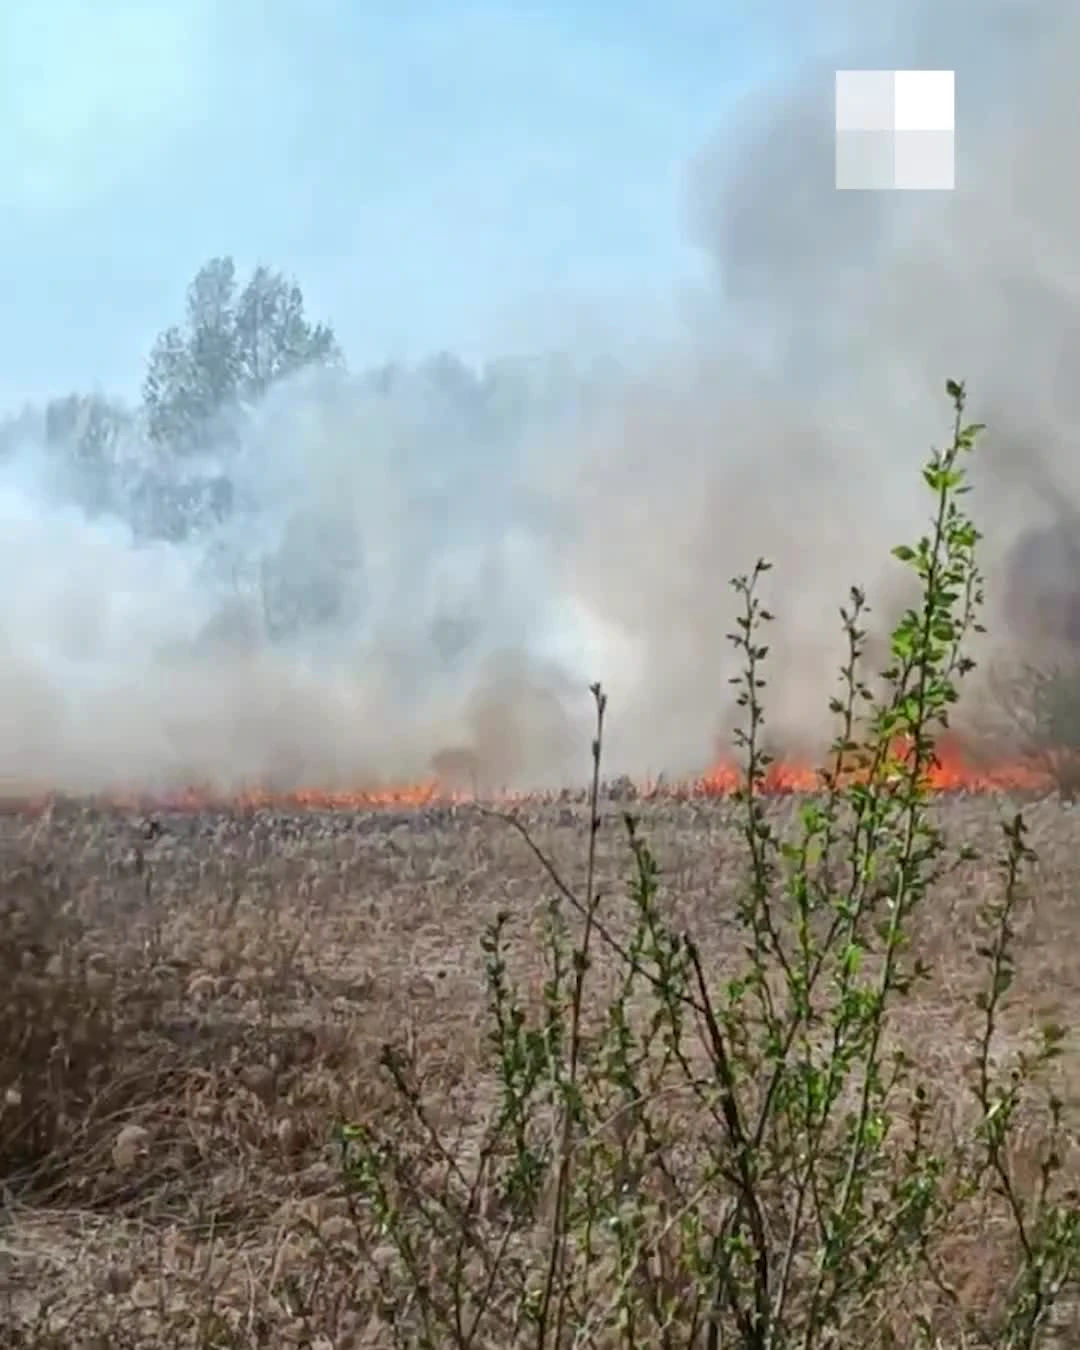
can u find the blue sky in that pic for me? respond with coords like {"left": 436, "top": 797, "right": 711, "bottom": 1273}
{"left": 0, "top": 1, "right": 823, "bottom": 409}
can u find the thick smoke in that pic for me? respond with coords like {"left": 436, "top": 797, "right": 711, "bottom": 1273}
{"left": 3, "top": 0, "right": 1078, "bottom": 794}
{"left": 559, "top": 0, "right": 1080, "bottom": 773}
{"left": 0, "top": 368, "right": 614, "bottom": 794}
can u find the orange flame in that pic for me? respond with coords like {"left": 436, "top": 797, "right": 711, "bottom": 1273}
{"left": 0, "top": 732, "right": 1056, "bottom": 816}
{"left": 679, "top": 733, "right": 1052, "bottom": 798}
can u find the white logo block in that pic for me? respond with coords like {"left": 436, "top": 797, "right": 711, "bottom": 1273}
{"left": 835, "top": 70, "right": 954, "bottom": 190}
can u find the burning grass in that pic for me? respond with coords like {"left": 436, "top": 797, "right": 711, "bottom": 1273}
{"left": 0, "top": 726, "right": 1060, "bottom": 818}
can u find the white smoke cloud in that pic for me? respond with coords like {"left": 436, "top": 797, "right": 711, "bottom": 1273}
{"left": 0, "top": 366, "right": 620, "bottom": 794}
{"left": 3, "top": 0, "right": 1078, "bottom": 794}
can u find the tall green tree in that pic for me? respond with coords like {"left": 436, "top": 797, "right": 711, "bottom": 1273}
{"left": 142, "top": 256, "right": 341, "bottom": 454}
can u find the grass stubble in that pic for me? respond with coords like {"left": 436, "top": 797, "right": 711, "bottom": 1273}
{"left": 0, "top": 792, "right": 1078, "bottom": 1348}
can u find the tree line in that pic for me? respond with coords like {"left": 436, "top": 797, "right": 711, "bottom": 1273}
{"left": 0, "top": 254, "right": 596, "bottom": 542}
{"left": 0, "top": 257, "right": 601, "bottom": 635}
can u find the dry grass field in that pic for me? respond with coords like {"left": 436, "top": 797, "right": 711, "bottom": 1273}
{"left": 1, "top": 785, "right": 1079, "bottom": 1348}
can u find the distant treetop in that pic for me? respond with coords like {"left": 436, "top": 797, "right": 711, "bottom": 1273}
{"left": 142, "top": 256, "right": 341, "bottom": 455}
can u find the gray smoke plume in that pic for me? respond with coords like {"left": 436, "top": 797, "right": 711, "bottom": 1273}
{"left": 2, "top": 0, "right": 1077, "bottom": 795}
{"left": 557, "top": 0, "right": 1080, "bottom": 774}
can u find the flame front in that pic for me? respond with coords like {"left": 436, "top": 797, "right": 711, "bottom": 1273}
{"left": 681, "top": 733, "right": 1052, "bottom": 798}
{"left": 3, "top": 731, "right": 1056, "bottom": 815}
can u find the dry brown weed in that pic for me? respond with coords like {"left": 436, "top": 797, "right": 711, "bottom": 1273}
{"left": 0, "top": 792, "right": 1077, "bottom": 1346}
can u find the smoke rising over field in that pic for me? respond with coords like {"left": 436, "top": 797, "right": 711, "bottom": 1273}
{"left": 2, "top": 0, "right": 1078, "bottom": 794}
{"left": 0, "top": 368, "right": 607, "bottom": 794}
{"left": 559, "top": 0, "right": 1080, "bottom": 774}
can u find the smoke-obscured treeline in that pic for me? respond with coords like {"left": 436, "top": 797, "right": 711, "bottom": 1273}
{"left": 0, "top": 255, "right": 609, "bottom": 645}
{"left": 0, "top": 257, "right": 637, "bottom": 794}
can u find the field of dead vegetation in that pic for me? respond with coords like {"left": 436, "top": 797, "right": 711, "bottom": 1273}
{"left": 2, "top": 789, "right": 1080, "bottom": 1347}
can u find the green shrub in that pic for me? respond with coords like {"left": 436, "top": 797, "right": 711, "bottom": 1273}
{"left": 339, "top": 382, "right": 1080, "bottom": 1349}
